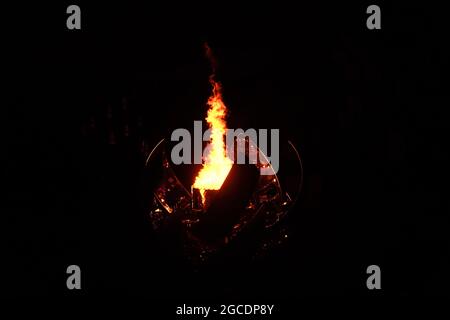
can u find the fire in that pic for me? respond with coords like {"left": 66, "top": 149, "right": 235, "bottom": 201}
{"left": 192, "top": 46, "right": 233, "bottom": 203}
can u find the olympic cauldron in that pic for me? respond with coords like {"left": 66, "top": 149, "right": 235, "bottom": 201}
{"left": 143, "top": 135, "right": 303, "bottom": 264}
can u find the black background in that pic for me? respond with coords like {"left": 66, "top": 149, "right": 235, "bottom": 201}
{"left": 3, "top": 2, "right": 449, "bottom": 298}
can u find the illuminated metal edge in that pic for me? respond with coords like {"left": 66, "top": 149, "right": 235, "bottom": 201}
{"left": 145, "top": 138, "right": 303, "bottom": 262}
{"left": 146, "top": 139, "right": 193, "bottom": 230}
{"left": 252, "top": 140, "right": 304, "bottom": 260}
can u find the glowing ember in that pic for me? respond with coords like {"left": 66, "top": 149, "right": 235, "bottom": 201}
{"left": 192, "top": 45, "right": 233, "bottom": 204}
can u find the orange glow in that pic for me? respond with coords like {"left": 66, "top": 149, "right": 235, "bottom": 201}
{"left": 192, "top": 47, "right": 232, "bottom": 203}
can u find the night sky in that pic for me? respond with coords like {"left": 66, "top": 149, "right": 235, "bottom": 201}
{"left": 4, "top": 2, "right": 449, "bottom": 299}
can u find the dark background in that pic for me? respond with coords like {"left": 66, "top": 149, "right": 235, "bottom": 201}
{"left": 3, "top": 2, "right": 449, "bottom": 297}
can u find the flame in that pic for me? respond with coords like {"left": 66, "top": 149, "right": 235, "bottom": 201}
{"left": 192, "top": 46, "right": 233, "bottom": 203}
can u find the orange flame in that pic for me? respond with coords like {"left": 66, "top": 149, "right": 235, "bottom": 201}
{"left": 192, "top": 46, "right": 233, "bottom": 203}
